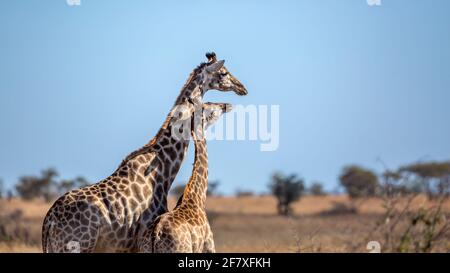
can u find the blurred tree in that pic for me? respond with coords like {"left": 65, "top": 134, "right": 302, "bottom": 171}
{"left": 399, "top": 161, "right": 450, "bottom": 199}
{"left": 437, "top": 176, "right": 450, "bottom": 197}
{"left": 58, "top": 179, "right": 76, "bottom": 195}
{"left": 171, "top": 180, "right": 220, "bottom": 198}
{"left": 170, "top": 184, "right": 185, "bottom": 197}
{"left": 0, "top": 179, "right": 3, "bottom": 199}
{"left": 269, "top": 172, "right": 305, "bottom": 216}
{"left": 235, "top": 189, "right": 254, "bottom": 197}
{"left": 74, "top": 176, "right": 90, "bottom": 188}
{"left": 15, "top": 168, "right": 91, "bottom": 201}
{"left": 339, "top": 165, "right": 379, "bottom": 199}
{"left": 6, "top": 190, "right": 13, "bottom": 201}
{"left": 309, "top": 182, "right": 325, "bottom": 196}
{"left": 15, "top": 168, "right": 59, "bottom": 202}
{"left": 380, "top": 170, "right": 410, "bottom": 197}
{"left": 207, "top": 180, "right": 220, "bottom": 196}
{"left": 57, "top": 176, "right": 90, "bottom": 195}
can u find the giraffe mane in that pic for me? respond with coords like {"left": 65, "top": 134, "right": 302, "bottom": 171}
{"left": 174, "top": 62, "right": 207, "bottom": 106}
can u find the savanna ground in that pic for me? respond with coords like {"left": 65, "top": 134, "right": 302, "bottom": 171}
{"left": 0, "top": 195, "right": 449, "bottom": 253}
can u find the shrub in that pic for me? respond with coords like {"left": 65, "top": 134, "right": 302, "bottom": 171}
{"left": 309, "top": 182, "right": 326, "bottom": 196}
{"left": 269, "top": 172, "right": 305, "bottom": 216}
{"left": 339, "top": 165, "right": 379, "bottom": 199}
{"left": 235, "top": 189, "right": 254, "bottom": 197}
{"left": 15, "top": 168, "right": 59, "bottom": 201}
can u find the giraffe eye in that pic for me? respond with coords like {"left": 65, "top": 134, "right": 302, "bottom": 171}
{"left": 220, "top": 72, "right": 228, "bottom": 77}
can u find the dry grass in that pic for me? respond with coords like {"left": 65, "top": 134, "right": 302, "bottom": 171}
{"left": 0, "top": 195, "right": 449, "bottom": 253}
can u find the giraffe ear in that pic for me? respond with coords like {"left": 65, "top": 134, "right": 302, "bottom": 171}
{"left": 205, "top": 60, "right": 225, "bottom": 73}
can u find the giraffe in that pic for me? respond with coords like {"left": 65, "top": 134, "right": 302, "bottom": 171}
{"left": 138, "top": 101, "right": 231, "bottom": 253}
{"left": 41, "top": 52, "right": 247, "bottom": 252}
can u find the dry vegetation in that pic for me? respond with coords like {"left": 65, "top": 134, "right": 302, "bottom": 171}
{"left": 1, "top": 195, "right": 449, "bottom": 253}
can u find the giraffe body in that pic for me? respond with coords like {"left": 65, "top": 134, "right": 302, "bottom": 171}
{"left": 138, "top": 102, "right": 231, "bottom": 253}
{"left": 42, "top": 53, "right": 247, "bottom": 253}
{"left": 42, "top": 121, "right": 187, "bottom": 252}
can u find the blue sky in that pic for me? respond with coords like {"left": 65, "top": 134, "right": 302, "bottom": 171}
{"left": 1, "top": 0, "right": 449, "bottom": 194}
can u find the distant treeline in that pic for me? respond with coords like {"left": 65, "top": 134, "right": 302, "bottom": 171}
{"left": 268, "top": 160, "right": 450, "bottom": 216}
{"left": 0, "top": 160, "right": 449, "bottom": 209}
{"left": 0, "top": 168, "right": 89, "bottom": 201}
{"left": 340, "top": 160, "right": 450, "bottom": 199}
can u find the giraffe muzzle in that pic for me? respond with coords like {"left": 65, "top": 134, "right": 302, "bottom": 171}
{"left": 231, "top": 78, "right": 248, "bottom": 96}
{"left": 221, "top": 103, "right": 233, "bottom": 113}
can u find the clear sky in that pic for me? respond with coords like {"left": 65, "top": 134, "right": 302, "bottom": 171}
{"left": 1, "top": 0, "right": 449, "bottom": 194}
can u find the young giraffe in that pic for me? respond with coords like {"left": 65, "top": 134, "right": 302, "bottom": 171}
{"left": 138, "top": 101, "right": 231, "bottom": 253}
{"left": 42, "top": 53, "right": 247, "bottom": 252}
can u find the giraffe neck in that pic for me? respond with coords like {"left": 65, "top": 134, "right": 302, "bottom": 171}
{"left": 173, "top": 67, "right": 206, "bottom": 106}
{"left": 145, "top": 70, "right": 206, "bottom": 148}
{"left": 139, "top": 68, "right": 206, "bottom": 219}
{"left": 181, "top": 113, "right": 208, "bottom": 209}
{"left": 119, "top": 67, "right": 206, "bottom": 166}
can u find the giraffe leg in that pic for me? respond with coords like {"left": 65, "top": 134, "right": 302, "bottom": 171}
{"left": 203, "top": 227, "right": 215, "bottom": 253}
{"left": 42, "top": 211, "right": 54, "bottom": 253}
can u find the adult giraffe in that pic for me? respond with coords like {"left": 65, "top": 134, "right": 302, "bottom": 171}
{"left": 42, "top": 53, "right": 247, "bottom": 252}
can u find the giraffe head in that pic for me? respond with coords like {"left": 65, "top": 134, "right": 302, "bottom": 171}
{"left": 169, "top": 101, "right": 231, "bottom": 140}
{"left": 202, "top": 52, "right": 248, "bottom": 96}
{"left": 203, "top": 102, "right": 232, "bottom": 128}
